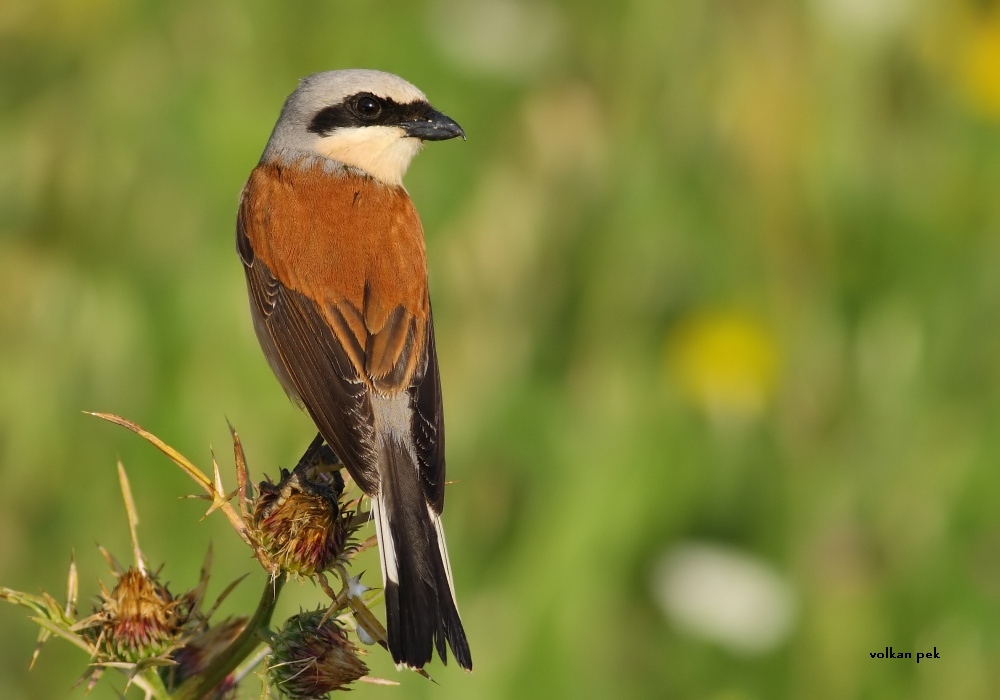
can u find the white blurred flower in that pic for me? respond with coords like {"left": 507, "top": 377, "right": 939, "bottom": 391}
{"left": 651, "top": 542, "right": 797, "bottom": 655}
{"left": 812, "top": 0, "right": 911, "bottom": 38}
{"left": 428, "top": 0, "right": 564, "bottom": 78}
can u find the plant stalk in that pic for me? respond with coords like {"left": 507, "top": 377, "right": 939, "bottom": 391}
{"left": 173, "top": 572, "right": 287, "bottom": 700}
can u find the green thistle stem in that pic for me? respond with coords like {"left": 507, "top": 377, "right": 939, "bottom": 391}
{"left": 139, "top": 668, "right": 172, "bottom": 700}
{"left": 173, "top": 572, "right": 287, "bottom": 700}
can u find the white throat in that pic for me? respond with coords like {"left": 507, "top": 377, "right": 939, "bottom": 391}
{"left": 314, "top": 126, "right": 423, "bottom": 186}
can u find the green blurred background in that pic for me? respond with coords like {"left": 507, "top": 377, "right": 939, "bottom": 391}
{"left": 3, "top": 0, "right": 1000, "bottom": 698}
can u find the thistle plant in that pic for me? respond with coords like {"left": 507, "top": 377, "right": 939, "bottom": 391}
{"left": 0, "top": 414, "right": 415, "bottom": 698}
{"left": 266, "top": 610, "right": 370, "bottom": 697}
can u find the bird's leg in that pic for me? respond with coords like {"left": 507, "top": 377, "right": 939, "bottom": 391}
{"left": 291, "top": 432, "right": 345, "bottom": 497}
{"left": 292, "top": 432, "right": 327, "bottom": 472}
{"left": 314, "top": 444, "right": 341, "bottom": 472}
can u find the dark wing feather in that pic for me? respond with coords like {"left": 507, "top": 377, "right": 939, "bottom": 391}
{"left": 240, "top": 226, "right": 380, "bottom": 494}
{"left": 409, "top": 312, "right": 446, "bottom": 513}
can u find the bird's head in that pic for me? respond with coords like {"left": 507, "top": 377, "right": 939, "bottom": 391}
{"left": 263, "top": 69, "right": 465, "bottom": 186}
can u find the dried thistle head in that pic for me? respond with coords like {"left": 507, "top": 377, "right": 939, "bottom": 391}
{"left": 267, "top": 610, "right": 369, "bottom": 697}
{"left": 4, "top": 420, "right": 391, "bottom": 696}
{"left": 83, "top": 567, "right": 189, "bottom": 664}
{"left": 164, "top": 616, "right": 247, "bottom": 691}
{"left": 251, "top": 462, "right": 349, "bottom": 577}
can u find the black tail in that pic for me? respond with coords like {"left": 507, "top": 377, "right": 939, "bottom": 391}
{"left": 372, "top": 438, "right": 472, "bottom": 671}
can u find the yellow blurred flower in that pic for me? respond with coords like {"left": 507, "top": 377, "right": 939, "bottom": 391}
{"left": 666, "top": 312, "right": 779, "bottom": 422}
{"left": 959, "top": 14, "right": 1000, "bottom": 119}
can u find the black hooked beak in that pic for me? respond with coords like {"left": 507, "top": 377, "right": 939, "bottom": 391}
{"left": 402, "top": 106, "right": 466, "bottom": 141}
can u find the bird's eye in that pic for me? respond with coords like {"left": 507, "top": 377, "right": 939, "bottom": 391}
{"left": 353, "top": 95, "right": 383, "bottom": 120}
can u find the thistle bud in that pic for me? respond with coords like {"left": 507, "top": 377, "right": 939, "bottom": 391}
{"left": 165, "top": 617, "right": 246, "bottom": 689}
{"left": 252, "top": 467, "right": 347, "bottom": 576}
{"left": 268, "top": 610, "right": 369, "bottom": 697}
{"left": 86, "top": 568, "right": 186, "bottom": 663}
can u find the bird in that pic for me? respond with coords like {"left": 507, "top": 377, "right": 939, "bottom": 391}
{"left": 236, "top": 69, "right": 471, "bottom": 671}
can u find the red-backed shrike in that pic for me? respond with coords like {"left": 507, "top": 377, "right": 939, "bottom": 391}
{"left": 237, "top": 70, "right": 471, "bottom": 671}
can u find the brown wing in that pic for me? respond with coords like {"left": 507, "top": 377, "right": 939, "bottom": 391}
{"left": 237, "top": 161, "right": 444, "bottom": 501}
{"left": 240, "top": 246, "right": 380, "bottom": 492}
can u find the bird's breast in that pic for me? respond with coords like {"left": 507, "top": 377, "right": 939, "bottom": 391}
{"left": 241, "top": 159, "right": 430, "bottom": 324}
